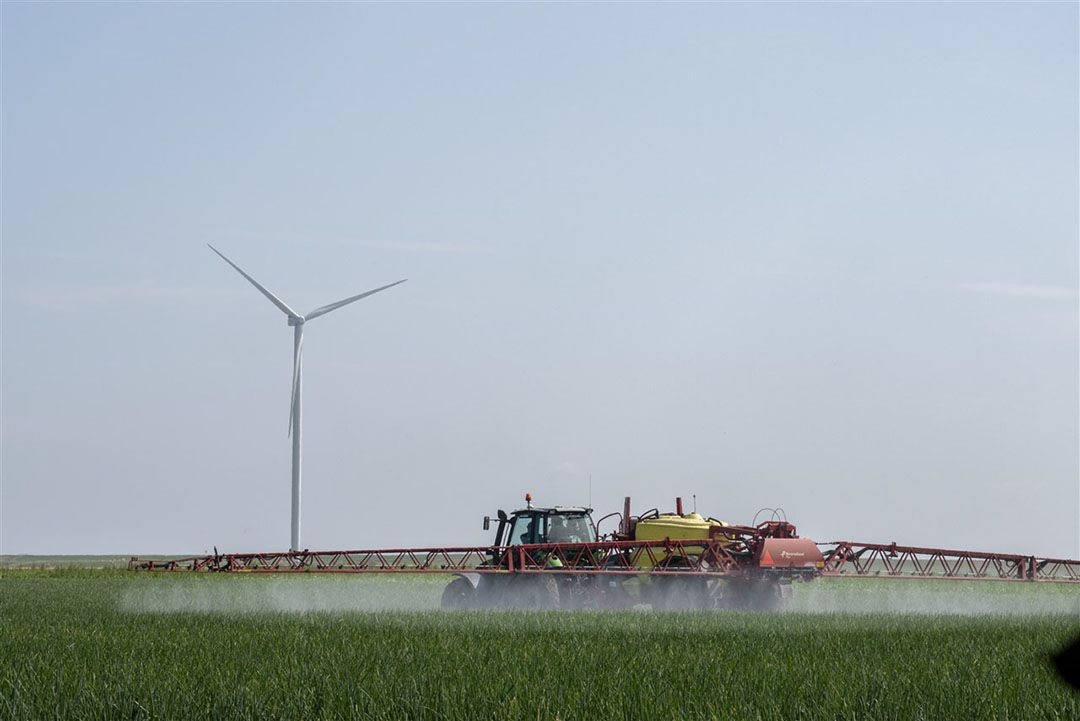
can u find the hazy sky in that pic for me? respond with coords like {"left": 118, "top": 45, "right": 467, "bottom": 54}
{"left": 2, "top": 3, "right": 1077, "bottom": 557}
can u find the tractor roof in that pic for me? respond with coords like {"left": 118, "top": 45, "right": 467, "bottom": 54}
{"left": 513, "top": 506, "right": 593, "bottom": 515}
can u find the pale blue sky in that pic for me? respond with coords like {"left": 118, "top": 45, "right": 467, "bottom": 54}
{"left": 2, "top": 3, "right": 1077, "bottom": 556}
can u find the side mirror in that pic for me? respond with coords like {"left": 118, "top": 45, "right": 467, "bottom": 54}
{"left": 483, "top": 516, "right": 491, "bottom": 531}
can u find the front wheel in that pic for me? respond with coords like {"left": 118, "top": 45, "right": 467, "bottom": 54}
{"left": 441, "top": 577, "right": 476, "bottom": 610}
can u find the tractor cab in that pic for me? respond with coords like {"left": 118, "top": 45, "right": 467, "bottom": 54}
{"left": 504, "top": 507, "right": 597, "bottom": 546}
{"left": 485, "top": 497, "right": 597, "bottom": 548}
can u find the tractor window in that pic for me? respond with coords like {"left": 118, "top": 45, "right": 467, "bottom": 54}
{"left": 546, "top": 513, "right": 597, "bottom": 543}
{"left": 507, "top": 513, "right": 540, "bottom": 545}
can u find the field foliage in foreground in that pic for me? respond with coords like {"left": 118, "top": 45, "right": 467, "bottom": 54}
{"left": 1, "top": 570, "right": 1078, "bottom": 720}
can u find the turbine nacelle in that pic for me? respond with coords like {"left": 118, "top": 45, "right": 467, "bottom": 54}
{"left": 287, "top": 316, "right": 305, "bottom": 326}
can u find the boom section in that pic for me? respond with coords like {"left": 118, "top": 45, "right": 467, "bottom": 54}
{"left": 129, "top": 531, "right": 1080, "bottom": 583}
{"left": 821, "top": 541, "right": 1080, "bottom": 583}
{"left": 129, "top": 523, "right": 779, "bottom": 574}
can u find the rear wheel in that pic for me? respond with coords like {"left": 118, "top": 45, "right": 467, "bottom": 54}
{"left": 558, "top": 575, "right": 598, "bottom": 610}
{"left": 507, "top": 574, "right": 561, "bottom": 610}
{"left": 440, "top": 577, "right": 476, "bottom": 610}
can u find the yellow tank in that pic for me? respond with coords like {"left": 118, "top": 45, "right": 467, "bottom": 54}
{"left": 631, "top": 513, "right": 732, "bottom": 568}
{"left": 635, "top": 512, "right": 720, "bottom": 542}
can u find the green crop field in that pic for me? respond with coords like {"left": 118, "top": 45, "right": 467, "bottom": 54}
{"left": 2, "top": 569, "right": 1078, "bottom": 720}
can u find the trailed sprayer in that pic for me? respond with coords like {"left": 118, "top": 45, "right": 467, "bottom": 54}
{"left": 130, "top": 494, "right": 1080, "bottom": 610}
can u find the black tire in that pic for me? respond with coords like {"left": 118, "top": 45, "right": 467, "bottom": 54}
{"left": 507, "top": 574, "right": 561, "bottom": 610}
{"left": 441, "top": 577, "right": 476, "bottom": 610}
{"left": 557, "top": 575, "right": 588, "bottom": 610}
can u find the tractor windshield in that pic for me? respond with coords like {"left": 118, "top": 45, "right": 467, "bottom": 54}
{"left": 505, "top": 511, "right": 597, "bottom": 545}
{"left": 545, "top": 513, "right": 597, "bottom": 544}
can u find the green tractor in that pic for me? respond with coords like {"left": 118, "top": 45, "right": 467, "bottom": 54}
{"left": 440, "top": 495, "right": 816, "bottom": 611}
{"left": 441, "top": 500, "right": 598, "bottom": 610}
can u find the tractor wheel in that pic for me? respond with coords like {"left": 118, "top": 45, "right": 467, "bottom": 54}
{"left": 507, "top": 574, "right": 561, "bottom": 610}
{"left": 474, "top": 575, "right": 509, "bottom": 609}
{"left": 440, "top": 577, "right": 476, "bottom": 610}
{"left": 557, "top": 575, "right": 594, "bottom": 610}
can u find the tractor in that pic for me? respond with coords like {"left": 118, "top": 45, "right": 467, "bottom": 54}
{"left": 131, "top": 497, "right": 1080, "bottom": 598}
{"left": 440, "top": 495, "right": 823, "bottom": 611}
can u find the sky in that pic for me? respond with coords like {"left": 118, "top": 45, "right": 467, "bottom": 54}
{"left": 2, "top": 3, "right": 1077, "bottom": 557}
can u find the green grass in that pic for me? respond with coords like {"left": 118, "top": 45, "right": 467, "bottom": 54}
{"left": 0, "top": 555, "right": 136, "bottom": 570}
{"left": 2, "top": 571, "right": 1078, "bottom": 720}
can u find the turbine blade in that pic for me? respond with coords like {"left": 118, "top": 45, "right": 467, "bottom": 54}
{"left": 304, "top": 279, "right": 407, "bottom": 322}
{"left": 208, "top": 244, "right": 300, "bottom": 318}
{"left": 288, "top": 333, "right": 303, "bottom": 437}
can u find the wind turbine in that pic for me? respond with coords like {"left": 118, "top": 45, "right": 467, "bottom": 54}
{"left": 208, "top": 245, "right": 406, "bottom": 552}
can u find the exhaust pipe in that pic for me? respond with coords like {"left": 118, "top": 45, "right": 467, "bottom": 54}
{"left": 676, "top": 496, "right": 684, "bottom": 516}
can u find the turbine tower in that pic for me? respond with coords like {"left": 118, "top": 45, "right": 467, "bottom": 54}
{"left": 209, "top": 245, "right": 406, "bottom": 552}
